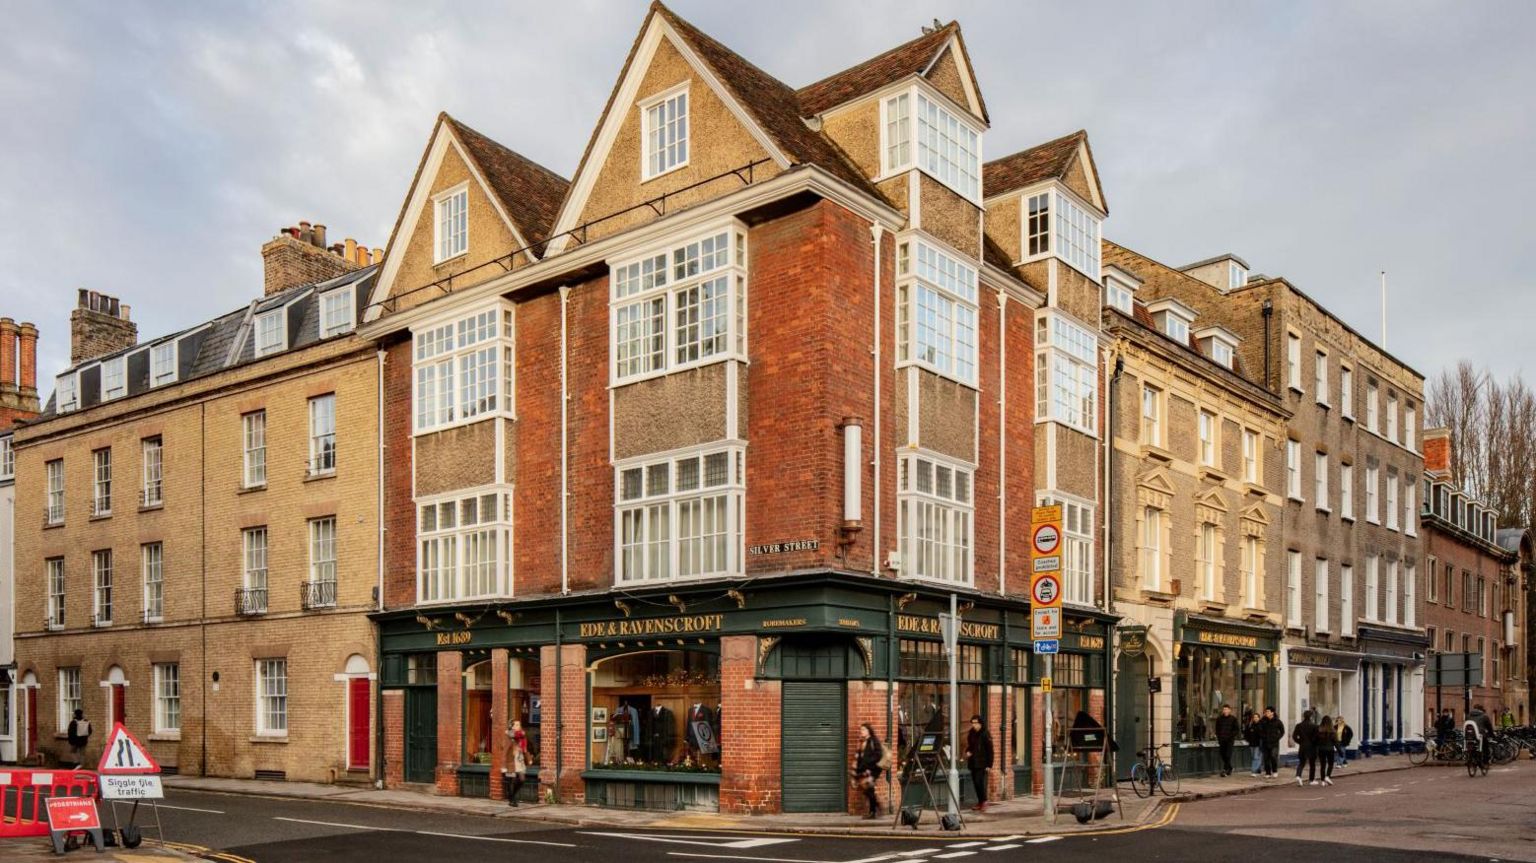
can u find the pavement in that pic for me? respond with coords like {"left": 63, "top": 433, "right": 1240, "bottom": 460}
{"left": 162, "top": 752, "right": 1422, "bottom": 838}
{"left": 0, "top": 837, "right": 201, "bottom": 862}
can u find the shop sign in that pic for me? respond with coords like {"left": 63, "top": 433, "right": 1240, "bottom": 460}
{"left": 1287, "top": 648, "right": 1361, "bottom": 671}
{"left": 578, "top": 613, "right": 726, "bottom": 639}
{"left": 1194, "top": 630, "right": 1260, "bottom": 649}
{"left": 1076, "top": 634, "right": 1106, "bottom": 651}
{"left": 897, "top": 614, "right": 999, "bottom": 641}
{"left": 1120, "top": 627, "right": 1147, "bottom": 657}
{"left": 435, "top": 630, "right": 473, "bottom": 646}
{"left": 761, "top": 618, "right": 808, "bottom": 628}
{"left": 748, "top": 539, "right": 819, "bottom": 555}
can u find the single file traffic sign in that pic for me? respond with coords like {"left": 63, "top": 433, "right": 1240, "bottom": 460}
{"left": 97, "top": 722, "right": 161, "bottom": 775}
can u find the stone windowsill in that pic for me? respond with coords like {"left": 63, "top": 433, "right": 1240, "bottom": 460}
{"left": 139, "top": 502, "right": 164, "bottom": 514}
{"left": 238, "top": 483, "right": 267, "bottom": 495}
{"left": 1140, "top": 444, "right": 1174, "bottom": 462}
{"left": 249, "top": 735, "right": 289, "bottom": 745}
{"left": 149, "top": 733, "right": 181, "bottom": 743}
{"left": 303, "top": 470, "right": 336, "bottom": 484}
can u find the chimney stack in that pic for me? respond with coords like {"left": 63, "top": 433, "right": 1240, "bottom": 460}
{"left": 260, "top": 218, "right": 376, "bottom": 296}
{"left": 1423, "top": 427, "right": 1452, "bottom": 479}
{"left": 70, "top": 290, "right": 138, "bottom": 365}
{"left": 0, "top": 316, "right": 41, "bottom": 428}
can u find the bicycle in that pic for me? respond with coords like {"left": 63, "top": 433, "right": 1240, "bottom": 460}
{"left": 1466, "top": 732, "right": 1490, "bottom": 778}
{"left": 1128, "top": 743, "right": 1180, "bottom": 798}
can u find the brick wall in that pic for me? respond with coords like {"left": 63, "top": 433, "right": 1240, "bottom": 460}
{"left": 843, "top": 678, "right": 891, "bottom": 814}
{"left": 382, "top": 338, "right": 416, "bottom": 609}
{"left": 539, "top": 642, "right": 588, "bottom": 803}
{"left": 261, "top": 234, "right": 359, "bottom": 297}
{"left": 719, "top": 634, "right": 782, "bottom": 814}
{"left": 434, "top": 651, "right": 463, "bottom": 796}
{"left": 383, "top": 690, "right": 405, "bottom": 788}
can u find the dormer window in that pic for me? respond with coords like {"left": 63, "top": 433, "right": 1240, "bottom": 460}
{"left": 56, "top": 372, "right": 79, "bottom": 413}
{"left": 881, "top": 88, "right": 981, "bottom": 201}
{"left": 1195, "top": 326, "right": 1240, "bottom": 370}
{"left": 255, "top": 310, "right": 286, "bottom": 358}
{"left": 1103, "top": 267, "right": 1139, "bottom": 314}
{"left": 1020, "top": 186, "right": 1102, "bottom": 279}
{"left": 101, "top": 357, "right": 126, "bottom": 401}
{"left": 1146, "top": 299, "right": 1196, "bottom": 346}
{"left": 642, "top": 85, "right": 689, "bottom": 180}
{"left": 1229, "top": 261, "right": 1247, "bottom": 290}
{"left": 321, "top": 287, "right": 356, "bottom": 338}
{"left": 434, "top": 184, "right": 469, "bottom": 263}
{"left": 150, "top": 342, "right": 177, "bottom": 386}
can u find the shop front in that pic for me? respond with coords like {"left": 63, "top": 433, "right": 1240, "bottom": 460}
{"left": 1357, "top": 626, "right": 1428, "bottom": 754}
{"left": 1172, "top": 614, "right": 1279, "bottom": 776}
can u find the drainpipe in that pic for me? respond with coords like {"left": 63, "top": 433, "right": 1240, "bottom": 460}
{"left": 377, "top": 349, "right": 386, "bottom": 612}
{"left": 375, "top": 347, "right": 387, "bottom": 786}
{"left": 869, "top": 224, "right": 884, "bottom": 577}
{"left": 1262, "top": 300, "right": 1273, "bottom": 387}
{"left": 560, "top": 286, "right": 571, "bottom": 595}
{"left": 998, "top": 290, "right": 1008, "bottom": 596}
{"left": 1104, "top": 352, "right": 1123, "bottom": 615}
{"left": 553, "top": 608, "right": 563, "bottom": 803}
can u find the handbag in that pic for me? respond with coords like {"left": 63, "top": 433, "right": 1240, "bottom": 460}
{"left": 876, "top": 744, "right": 892, "bottom": 772}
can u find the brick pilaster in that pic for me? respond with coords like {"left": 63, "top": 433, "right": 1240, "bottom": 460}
{"left": 719, "top": 635, "right": 782, "bottom": 814}
{"left": 489, "top": 648, "right": 508, "bottom": 800}
{"left": 383, "top": 690, "right": 404, "bottom": 789}
{"left": 435, "top": 651, "right": 463, "bottom": 796}
{"left": 539, "top": 643, "right": 588, "bottom": 803}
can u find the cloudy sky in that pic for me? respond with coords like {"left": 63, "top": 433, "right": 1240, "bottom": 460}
{"left": 3, "top": 1, "right": 1533, "bottom": 392}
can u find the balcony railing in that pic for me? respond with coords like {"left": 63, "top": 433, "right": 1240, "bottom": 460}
{"left": 302, "top": 579, "right": 337, "bottom": 610}
{"left": 235, "top": 587, "right": 268, "bottom": 616}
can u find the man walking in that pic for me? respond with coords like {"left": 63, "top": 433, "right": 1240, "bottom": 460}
{"left": 1214, "top": 705, "right": 1240, "bottom": 777}
{"left": 1293, "top": 709, "right": 1318, "bottom": 785}
{"left": 963, "top": 714, "right": 994, "bottom": 812}
{"left": 1259, "top": 707, "right": 1285, "bottom": 779}
{"left": 66, "top": 708, "right": 92, "bottom": 769}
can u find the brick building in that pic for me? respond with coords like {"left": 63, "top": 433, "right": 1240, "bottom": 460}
{"left": 10, "top": 226, "right": 383, "bottom": 782}
{"left": 1098, "top": 254, "right": 1289, "bottom": 775}
{"left": 362, "top": 4, "right": 1113, "bottom": 814}
{"left": 1496, "top": 528, "right": 1531, "bottom": 724}
{"left": 1, "top": 315, "right": 42, "bottom": 760}
{"left": 1421, "top": 427, "right": 1526, "bottom": 725}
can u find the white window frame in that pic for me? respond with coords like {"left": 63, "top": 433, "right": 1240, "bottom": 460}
{"left": 1340, "top": 365, "right": 1353, "bottom": 420}
{"left": 242, "top": 411, "right": 266, "bottom": 488}
{"left": 1286, "top": 332, "right": 1302, "bottom": 392}
{"left": 141, "top": 437, "right": 163, "bottom": 507}
{"left": 1018, "top": 184, "right": 1101, "bottom": 279}
{"left": 417, "top": 486, "right": 514, "bottom": 603}
{"left": 1034, "top": 309, "right": 1098, "bottom": 434}
{"left": 1104, "top": 277, "right": 1133, "bottom": 314}
{"left": 1340, "top": 462, "right": 1354, "bottom": 521}
{"left": 1199, "top": 522, "right": 1218, "bottom": 601}
{"left": 1141, "top": 385, "right": 1163, "bottom": 448}
{"left": 308, "top": 394, "right": 336, "bottom": 475}
{"left": 433, "top": 182, "right": 469, "bottom": 263}
{"left": 47, "top": 558, "right": 65, "bottom": 629}
{"left": 255, "top": 658, "right": 288, "bottom": 737}
{"left": 1287, "top": 551, "right": 1302, "bottom": 627}
{"left": 150, "top": 341, "right": 177, "bottom": 387}
{"left": 895, "top": 450, "right": 975, "bottom": 586}
{"left": 254, "top": 310, "right": 286, "bottom": 358}
{"left": 1229, "top": 261, "right": 1247, "bottom": 289}
{"left": 1198, "top": 410, "right": 1217, "bottom": 467}
{"left": 1365, "top": 381, "right": 1379, "bottom": 432}
{"left": 1314, "top": 558, "right": 1330, "bottom": 633}
{"left": 153, "top": 663, "right": 180, "bottom": 735}
{"left": 56, "top": 372, "right": 79, "bottom": 413}
{"left": 0, "top": 435, "right": 12, "bottom": 480}
{"left": 1315, "top": 452, "right": 1329, "bottom": 512}
{"left": 1365, "top": 555, "right": 1379, "bottom": 622}
{"left": 46, "top": 458, "right": 65, "bottom": 524}
{"left": 1404, "top": 479, "right": 1417, "bottom": 537}
{"left": 1365, "top": 462, "right": 1380, "bottom": 523}
{"left": 1286, "top": 439, "right": 1302, "bottom": 500}
{"left": 1386, "top": 470, "right": 1399, "bottom": 531}
{"left": 92, "top": 549, "right": 113, "bottom": 627}
{"left": 413, "top": 300, "right": 517, "bottom": 433}
{"left": 1041, "top": 493, "right": 1094, "bottom": 606}
{"left": 881, "top": 86, "right": 982, "bottom": 202}
{"left": 641, "top": 84, "right": 690, "bottom": 181}
{"left": 243, "top": 527, "right": 269, "bottom": 607}
{"left": 320, "top": 287, "right": 355, "bottom": 338}
{"left": 1405, "top": 406, "right": 1417, "bottom": 451}
{"left": 1241, "top": 535, "right": 1261, "bottom": 609}
{"left": 92, "top": 448, "right": 112, "bottom": 516}
{"left": 58, "top": 668, "right": 81, "bottom": 733}
{"left": 142, "top": 542, "right": 163, "bottom": 623}
{"left": 899, "top": 235, "right": 980, "bottom": 386}
{"left": 1209, "top": 339, "right": 1235, "bottom": 370}
{"left": 1314, "top": 350, "right": 1328, "bottom": 405}
{"left": 309, "top": 516, "right": 337, "bottom": 587}
{"left": 1404, "top": 562, "right": 1417, "bottom": 628}
{"left": 100, "top": 356, "right": 126, "bottom": 401}
{"left": 616, "top": 446, "right": 746, "bottom": 585}
{"left": 1341, "top": 564, "right": 1355, "bottom": 636}
{"left": 1386, "top": 394, "right": 1399, "bottom": 443}
{"left": 1385, "top": 559, "right": 1400, "bottom": 625}
{"left": 1141, "top": 505, "right": 1165, "bottom": 592}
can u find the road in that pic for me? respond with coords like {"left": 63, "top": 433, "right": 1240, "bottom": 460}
{"left": 138, "top": 762, "right": 1534, "bottom": 862}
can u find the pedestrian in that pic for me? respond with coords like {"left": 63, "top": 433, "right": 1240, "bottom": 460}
{"left": 1499, "top": 707, "right": 1516, "bottom": 731}
{"left": 963, "top": 714, "right": 994, "bottom": 812}
{"left": 1244, "top": 711, "right": 1264, "bottom": 777}
{"left": 1214, "top": 705, "right": 1240, "bottom": 777}
{"left": 1259, "top": 707, "right": 1285, "bottom": 779}
{"left": 1294, "top": 709, "right": 1318, "bottom": 786}
{"left": 1314, "top": 715, "right": 1336, "bottom": 786}
{"left": 66, "top": 708, "right": 92, "bottom": 768}
{"left": 503, "top": 720, "right": 530, "bottom": 806}
{"left": 1434, "top": 710, "right": 1455, "bottom": 748}
{"left": 1333, "top": 716, "right": 1351, "bottom": 770}
{"left": 852, "top": 723, "right": 887, "bottom": 819}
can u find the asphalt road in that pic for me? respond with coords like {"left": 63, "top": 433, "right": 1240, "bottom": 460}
{"left": 139, "top": 762, "right": 1535, "bottom": 863}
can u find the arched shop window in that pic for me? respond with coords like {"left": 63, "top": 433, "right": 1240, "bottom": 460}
{"left": 462, "top": 660, "right": 494, "bottom": 763}
{"left": 1176, "top": 647, "right": 1269, "bottom": 742}
{"left": 589, "top": 650, "right": 720, "bottom": 772}
{"left": 508, "top": 654, "right": 541, "bottom": 760}
{"left": 895, "top": 639, "right": 985, "bottom": 758}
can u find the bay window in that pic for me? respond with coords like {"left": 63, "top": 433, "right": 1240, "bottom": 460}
{"left": 413, "top": 301, "right": 515, "bottom": 433}
{"left": 882, "top": 89, "right": 981, "bottom": 200}
{"left": 418, "top": 488, "right": 513, "bottom": 602}
{"left": 1019, "top": 186, "right": 1102, "bottom": 278}
{"left": 1035, "top": 311, "right": 1098, "bottom": 433}
{"left": 616, "top": 446, "right": 744, "bottom": 583}
{"left": 611, "top": 224, "right": 747, "bottom": 384}
{"left": 1042, "top": 496, "right": 1093, "bottom": 605}
{"left": 898, "top": 452, "right": 973, "bottom": 585}
{"left": 898, "top": 237, "right": 978, "bottom": 385}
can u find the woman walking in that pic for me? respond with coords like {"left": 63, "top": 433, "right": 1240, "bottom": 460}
{"left": 1245, "top": 711, "right": 1264, "bottom": 777}
{"left": 853, "top": 723, "right": 886, "bottom": 819}
{"left": 1333, "top": 716, "right": 1352, "bottom": 771}
{"left": 503, "top": 720, "right": 531, "bottom": 806}
{"left": 1314, "top": 715, "right": 1336, "bottom": 786}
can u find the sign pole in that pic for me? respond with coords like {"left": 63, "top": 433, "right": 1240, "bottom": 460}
{"left": 1029, "top": 505, "right": 1064, "bottom": 826}
{"left": 1044, "top": 653, "right": 1054, "bottom": 823}
{"left": 948, "top": 592, "right": 960, "bottom": 821}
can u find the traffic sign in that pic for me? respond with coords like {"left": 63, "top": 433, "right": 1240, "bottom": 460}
{"left": 1031, "top": 555, "right": 1061, "bottom": 572}
{"left": 1033, "top": 606, "right": 1061, "bottom": 638}
{"left": 1040, "top": 676, "right": 1054, "bottom": 693}
{"left": 45, "top": 796, "right": 105, "bottom": 853}
{"left": 1032, "top": 522, "right": 1061, "bottom": 556}
{"left": 98, "top": 723, "right": 161, "bottom": 775}
{"left": 1034, "top": 640, "right": 1060, "bottom": 655}
{"left": 1032, "top": 575, "right": 1062, "bottom": 607}
{"left": 100, "top": 774, "right": 164, "bottom": 800}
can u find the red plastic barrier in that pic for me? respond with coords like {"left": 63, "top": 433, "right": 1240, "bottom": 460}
{"left": 0, "top": 769, "right": 99, "bottom": 837}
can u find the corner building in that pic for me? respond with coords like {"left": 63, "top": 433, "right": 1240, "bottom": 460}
{"left": 367, "top": 4, "right": 1114, "bottom": 814}
{"left": 12, "top": 230, "right": 383, "bottom": 783}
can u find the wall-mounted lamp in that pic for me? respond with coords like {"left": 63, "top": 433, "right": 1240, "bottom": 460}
{"left": 839, "top": 417, "right": 865, "bottom": 550}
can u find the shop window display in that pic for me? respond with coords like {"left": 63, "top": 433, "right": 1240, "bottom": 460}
{"left": 895, "top": 639, "right": 984, "bottom": 757}
{"left": 590, "top": 650, "right": 721, "bottom": 772}
{"left": 1176, "top": 647, "right": 1269, "bottom": 742}
{"left": 463, "top": 660, "right": 494, "bottom": 763}
{"left": 508, "top": 655, "right": 541, "bottom": 759}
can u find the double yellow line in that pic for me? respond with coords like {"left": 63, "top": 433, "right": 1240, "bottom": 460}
{"left": 153, "top": 838, "right": 258, "bottom": 863}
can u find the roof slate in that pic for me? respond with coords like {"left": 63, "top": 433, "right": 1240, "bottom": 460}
{"left": 796, "top": 24, "right": 957, "bottom": 117}
{"left": 445, "top": 116, "right": 571, "bottom": 247}
{"left": 983, "top": 130, "right": 1088, "bottom": 198}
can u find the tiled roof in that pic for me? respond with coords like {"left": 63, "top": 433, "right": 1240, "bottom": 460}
{"left": 796, "top": 24, "right": 957, "bottom": 117}
{"left": 983, "top": 130, "right": 1091, "bottom": 199}
{"left": 445, "top": 116, "right": 570, "bottom": 247}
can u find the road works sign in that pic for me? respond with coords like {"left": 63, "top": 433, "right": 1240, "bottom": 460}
{"left": 1030, "top": 505, "right": 1065, "bottom": 645}
{"left": 97, "top": 722, "right": 160, "bottom": 775}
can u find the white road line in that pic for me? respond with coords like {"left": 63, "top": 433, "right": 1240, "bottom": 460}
{"left": 272, "top": 817, "right": 396, "bottom": 831}
{"left": 584, "top": 832, "right": 797, "bottom": 849}
{"left": 982, "top": 845, "right": 1022, "bottom": 852}
{"left": 843, "top": 855, "right": 901, "bottom": 863}
{"left": 1025, "top": 836, "right": 1061, "bottom": 844}
{"left": 933, "top": 853, "right": 977, "bottom": 860}
{"left": 945, "top": 842, "right": 984, "bottom": 848}
{"left": 152, "top": 803, "right": 226, "bottom": 814}
{"left": 666, "top": 854, "right": 835, "bottom": 863}
{"left": 415, "top": 830, "right": 576, "bottom": 848}
{"left": 989, "top": 835, "right": 1025, "bottom": 841}
{"left": 896, "top": 851, "right": 940, "bottom": 857}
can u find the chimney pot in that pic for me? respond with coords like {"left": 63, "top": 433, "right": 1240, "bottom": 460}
{"left": 359, "top": 248, "right": 371, "bottom": 266}
{"left": 121, "top": 304, "right": 131, "bottom": 322}
{"left": 344, "top": 238, "right": 358, "bottom": 263}
{"left": 373, "top": 248, "right": 383, "bottom": 264}
{"left": 313, "top": 223, "right": 327, "bottom": 248}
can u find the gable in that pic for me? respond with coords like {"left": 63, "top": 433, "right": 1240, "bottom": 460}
{"left": 1137, "top": 468, "right": 1176, "bottom": 497}
{"left": 923, "top": 43, "right": 984, "bottom": 125}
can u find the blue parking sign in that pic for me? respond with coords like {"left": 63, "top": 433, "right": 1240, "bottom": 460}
{"left": 1034, "top": 639, "right": 1060, "bottom": 654}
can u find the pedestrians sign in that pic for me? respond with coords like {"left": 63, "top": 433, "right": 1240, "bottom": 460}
{"left": 97, "top": 722, "right": 161, "bottom": 775}
{"left": 45, "top": 796, "right": 105, "bottom": 853}
{"left": 1034, "top": 639, "right": 1060, "bottom": 655}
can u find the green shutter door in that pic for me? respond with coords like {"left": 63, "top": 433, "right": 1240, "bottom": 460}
{"left": 781, "top": 681, "right": 847, "bottom": 813}
{"left": 405, "top": 687, "right": 438, "bottom": 784}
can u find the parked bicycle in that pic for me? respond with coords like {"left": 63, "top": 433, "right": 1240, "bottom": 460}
{"left": 1409, "top": 730, "right": 1463, "bottom": 765}
{"left": 1128, "top": 743, "right": 1180, "bottom": 798}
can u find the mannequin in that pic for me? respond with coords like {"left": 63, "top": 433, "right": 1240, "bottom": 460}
{"left": 648, "top": 704, "right": 675, "bottom": 763}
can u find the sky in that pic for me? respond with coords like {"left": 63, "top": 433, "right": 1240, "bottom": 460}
{"left": 3, "top": 0, "right": 1534, "bottom": 392}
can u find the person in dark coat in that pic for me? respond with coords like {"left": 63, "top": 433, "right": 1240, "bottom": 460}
{"left": 1293, "top": 709, "right": 1318, "bottom": 785}
{"left": 1214, "top": 705, "right": 1241, "bottom": 777}
{"left": 1333, "top": 716, "right": 1352, "bottom": 770}
{"left": 1259, "top": 706, "right": 1285, "bottom": 778}
{"left": 1244, "top": 711, "right": 1264, "bottom": 776}
{"left": 1313, "top": 715, "right": 1336, "bottom": 785}
{"left": 852, "top": 723, "right": 885, "bottom": 819}
{"left": 66, "top": 709, "right": 92, "bottom": 768}
{"left": 963, "top": 715, "right": 995, "bottom": 812}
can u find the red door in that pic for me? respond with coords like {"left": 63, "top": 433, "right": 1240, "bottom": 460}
{"left": 26, "top": 689, "right": 38, "bottom": 759}
{"left": 347, "top": 678, "right": 370, "bottom": 770}
{"left": 111, "top": 684, "right": 127, "bottom": 726}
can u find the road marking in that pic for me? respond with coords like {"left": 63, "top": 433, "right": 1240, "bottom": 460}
{"left": 153, "top": 803, "right": 226, "bottom": 814}
{"left": 982, "top": 845, "right": 1021, "bottom": 851}
{"left": 583, "top": 832, "right": 797, "bottom": 849}
{"left": 1025, "top": 836, "right": 1061, "bottom": 844}
{"left": 933, "top": 853, "right": 976, "bottom": 860}
{"left": 273, "top": 816, "right": 397, "bottom": 831}
{"left": 843, "top": 855, "right": 902, "bottom": 863}
{"left": 990, "top": 835, "right": 1025, "bottom": 841}
{"left": 666, "top": 855, "right": 835, "bottom": 863}
{"left": 415, "top": 830, "right": 576, "bottom": 847}
{"left": 946, "top": 842, "right": 984, "bottom": 848}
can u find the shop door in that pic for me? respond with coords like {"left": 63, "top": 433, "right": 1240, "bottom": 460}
{"left": 1115, "top": 651, "right": 1148, "bottom": 777}
{"left": 781, "top": 681, "right": 846, "bottom": 813}
{"left": 348, "top": 678, "right": 371, "bottom": 770}
{"left": 404, "top": 688, "right": 438, "bottom": 784}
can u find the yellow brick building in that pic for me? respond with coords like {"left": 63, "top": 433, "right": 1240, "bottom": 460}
{"left": 11, "top": 232, "right": 383, "bottom": 783}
